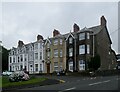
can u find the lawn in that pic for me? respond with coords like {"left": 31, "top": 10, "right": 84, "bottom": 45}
{"left": 1, "top": 76, "right": 47, "bottom": 88}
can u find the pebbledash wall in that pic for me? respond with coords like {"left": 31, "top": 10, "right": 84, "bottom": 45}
{"left": 8, "top": 16, "right": 117, "bottom": 74}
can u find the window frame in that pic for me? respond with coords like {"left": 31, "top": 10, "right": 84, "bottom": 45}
{"left": 79, "top": 33, "right": 85, "bottom": 41}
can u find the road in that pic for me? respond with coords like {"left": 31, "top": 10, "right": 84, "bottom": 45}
{"left": 20, "top": 75, "right": 120, "bottom": 91}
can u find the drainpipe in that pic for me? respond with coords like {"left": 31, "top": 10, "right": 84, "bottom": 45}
{"left": 74, "top": 38, "right": 76, "bottom": 71}
{"left": 90, "top": 33, "right": 95, "bottom": 57}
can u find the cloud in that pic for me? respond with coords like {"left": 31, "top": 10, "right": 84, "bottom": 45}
{"left": 2, "top": 2, "right": 118, "bottom": 53}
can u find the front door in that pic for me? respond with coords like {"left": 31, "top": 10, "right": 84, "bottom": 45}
{"left": 47, "top": 64, "right": 50, "bottom": 73}
{"left": 69, "top": 61, "right": 73, "bottom": 72}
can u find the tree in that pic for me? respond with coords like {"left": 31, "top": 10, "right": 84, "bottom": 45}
{"left": 88, "top": 54, "right": 101, "bottom": 71}
{"left": 1, "top": 46, "right": 9, "bottom": 71}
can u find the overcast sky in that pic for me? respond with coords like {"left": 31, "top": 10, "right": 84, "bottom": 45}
{"left": 1, "top": 1, "right": 119, "bottom": 53}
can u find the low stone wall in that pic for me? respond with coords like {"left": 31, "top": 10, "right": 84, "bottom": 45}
{"left": 67, "top": 70, "right": 120, "bottom": 77}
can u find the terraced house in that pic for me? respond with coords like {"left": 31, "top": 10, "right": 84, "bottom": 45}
{"left": 8, "top": 35, "right": 45, "bottom": 74}
{"left": 66, "top": 16, "right": 116, "bottom": 72}
{"left": 44, "top": 29, "right": 66, "bottom": 73}
{"left": 8, "top": 16, "right": 116, "bottom": 74}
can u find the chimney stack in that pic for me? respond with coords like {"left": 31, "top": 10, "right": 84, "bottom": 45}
{"left": 100, "top": 16, "right": 107, "bottom": 27}
{"left": 37, "top": 35, "right": 43, "bottom": 41}
{"left": 73, "top": 23, "right": 80, "bottom": 32}
{"left": 18, "top": 40, "right": 24, "bottom": 47}
{"left": 53, "top": 29, "right": 60, "bottom": 37}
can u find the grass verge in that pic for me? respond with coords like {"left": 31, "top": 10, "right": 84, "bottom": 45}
{"left": 1, "top": 76, "right": 47, "bottom": 88}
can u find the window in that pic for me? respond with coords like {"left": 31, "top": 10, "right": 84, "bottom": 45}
{"left": 35, "top": 64, "right": 38, "bottom": 71}
{"left": 87, "top": 33, "right": 90, "bottom": 39}
{"left": 87, "top": 45, "right": 90, "bottom": 54}
{"left": 18, "top": 56, "right": 19, "bottom": 62}
{"left": 54, "top": 62, "right": 58, "bottom": 66}
{"left": 47, "top": 52, "right": 50, "bottom": 57}
{"left": 35, "top": 43, "right": 38, "bottom": 49}
{"left": 79, "top": 33, "right": 85, "bottom": 40}
{"left": 54, "top": 49, "right": 58, "bottom": 57}
{"left": 54, "top": 62, "right": 58, "bottom": 71}
{"left": 69, "top": 48, "right": 73, "bottom": 57}
{"left": 40, "top": 43, "right": 42, "bottom": 49}
{"left": 40, "top": 52, "right": 42, "bottom": 60}
{"left": 20, "top": 65, "right": 23, "bottom": 70}
{"left": 69, "top": 37, "right": 73, "bottom": 44}
{"left": 79, "top": 60, "right": 85, "bottom": 70}
{"left": 35, "top": 53, "right": 38, "bottom": 59}
{"left": 60, "top": 50, "right": 62, "bottom": 57}
{"left": 54, "top": 67, "right": 58, "bottom": 72}
{"left": 54, "top": 39, "right": 58, "bottom": 45}
{"left": 60, "top": 39, "right": 62, "bottom": 45}
{"left": 25, "top": 55, "right": 27, "bottom": 61}
{"left": 13, "top": 51, "right": 14, "bottom": 55}
{"left": 79, "top": 45, "right": 85, "bottom": 54}
{"left": 13, "top": 57, "right": 15, "bottom": 63}
{"left": 60, "top": 61, "right": 63, "bottom": 71}
{"left": 47, "top": 43, "right": 50, "bottom": 48}
{"left": 69, "top": 61, "right": 73, "bottom": 72}
{"left": 20, "top": 55, "right": 23, "bottom": 62}
{"left": 40, "top": 64, "right": 42, "bottom": 71}
{"left": 10, "top": 57, "right": 12, "bottom": 63}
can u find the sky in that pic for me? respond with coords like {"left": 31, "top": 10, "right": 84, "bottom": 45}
{"left": 1, "top": 1, "right": 119, "bottom": 54}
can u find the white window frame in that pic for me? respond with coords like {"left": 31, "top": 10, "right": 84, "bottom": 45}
{"left": 35, "top": 43, "right": 38, "bottom": 50}
{"left": 35, "top": 53, "right": 38, "bottom": 60}
{"left": 40, "top": 64, "right": 42, "bottom": 71}
{"left": 54, "top": 62, "right": 58, "bottom": 72}
{"left": 79, "top": 45, "right": 85, "bottom": 54}
{"left": 69, "top": 37, "right": 73, "bottom": 44}
{"left": 79, "top": 60, "right": 85, "bottom": 70}
{"left": 40, "top": 52, "right": 42, "bottom": 60}
{"left": 69, "top": 61, "right": 73, "bottom": 72}
{"left": 60, "top": 39, "right": 62, "bottom": 45}
{"left": 87, "top": 33, "right": 90, "bottom": 39}
{"left": 35, "top": 64, "right": 38, "bottom": 72}
{"left": 60, "top": 49, "right": 62, "bottom": 57}
{"left": 54, "top": 39, "right": 58, "bottom": 45}
{"left": 79, "top": 33, "right": 85, "bottom": 40}
{"left": 54, "top": 49, "right": 58, "bottom": 57}
{"left": 87, "top": 45, "right": 90, "bottom": 54}
{"left": 69, "top": 48, "right": 73, "bottom": 57}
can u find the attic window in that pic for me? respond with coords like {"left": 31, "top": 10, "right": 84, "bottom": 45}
{"left": 69, "top": 37, "right": 73, "bottom": 44}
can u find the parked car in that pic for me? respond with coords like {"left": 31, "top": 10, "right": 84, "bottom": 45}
{"left": 2, "top": 71, "right": 13, "bottom": 76}
{"left": 9, "top": 71, "right": 30, "bottom": 82}
{"left": 57, "top": 70, "right": 66, "bottom": 76}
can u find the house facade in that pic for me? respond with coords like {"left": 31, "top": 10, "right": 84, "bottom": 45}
{"left": 44, "top": 29, "right": 66, "bottom": 73}
{"left": 8, "top": 35, "right": 45, "bottom": 74}
{"left": 8, "top": 16, "right": 117, "bottom": 74}
{"left": 66, "top": 16, "right": 117, "bottom": 72}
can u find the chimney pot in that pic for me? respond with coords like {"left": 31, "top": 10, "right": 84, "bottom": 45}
{"left": 73, "top": 23, "right": 80, "bottom": 32}
{"left": 100, "top": 16, "right": 107, "bottom": 27}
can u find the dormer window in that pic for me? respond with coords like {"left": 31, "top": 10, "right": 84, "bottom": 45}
{"left": 79, "top": 33, "right": 85, "bottom": 40}
{"left": 69, "top": 37, "right": 73, "bottom": 44}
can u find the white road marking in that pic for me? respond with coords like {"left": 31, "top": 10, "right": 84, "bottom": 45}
{"left": 58, "top": 87, "right": 76, "bottom": 92}
{"left": 65, "top": 87, "right": 76, "bottom": 91}
{"left": 89, "top": 80, "right": 110, "bottom": 86}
